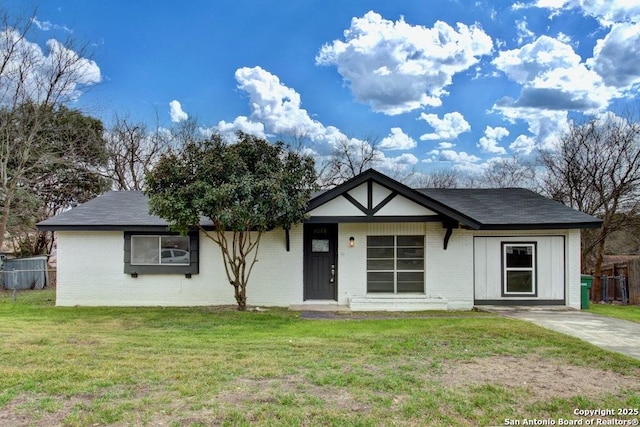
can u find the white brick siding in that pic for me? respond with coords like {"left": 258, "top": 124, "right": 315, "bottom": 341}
{"left": 55, "top": 225, "right": 581, "bottom": 310}
{"left": 56, "top": 227, "right": 303, "bottom": 307}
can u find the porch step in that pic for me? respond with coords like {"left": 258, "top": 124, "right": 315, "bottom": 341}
{"left": 289, "top": 303, "right": 350, "bottom": 312}
{"left": 349, "top": 297, "right": 448, "bottom": 311}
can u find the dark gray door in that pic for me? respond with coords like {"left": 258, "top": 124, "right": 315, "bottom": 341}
{"left": 304, "top": 224, "right": 337, "bottom": 300}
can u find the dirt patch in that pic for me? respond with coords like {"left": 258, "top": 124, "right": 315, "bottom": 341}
{"left": 0, "top": 392, "right": 93, "bottom": 427}
{"left": 440, "top": 354, "right": 639, "bottom": 399}
{"left": 217, "top": 375, "right": 368, "bottom": 412}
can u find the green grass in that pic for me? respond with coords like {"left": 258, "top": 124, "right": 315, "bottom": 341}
{"left": 1, "top": 289, "right": 640, "bottom": 426}
{"left": 587, "top": 303, "right": 640, "bottom": 323}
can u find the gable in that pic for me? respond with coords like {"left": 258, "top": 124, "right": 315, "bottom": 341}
{"left": 307, "top": 183, "right": 437, "bottom": 217}
{"left": 307, "top": 172, "right": 439, "bottom": 222}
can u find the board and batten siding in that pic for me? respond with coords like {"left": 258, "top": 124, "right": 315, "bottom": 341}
{"left": 472, "top": 230, "right": 581, "bottom": 309}
{"left": 55, "top": 228, "right": 303, "bottom": 307}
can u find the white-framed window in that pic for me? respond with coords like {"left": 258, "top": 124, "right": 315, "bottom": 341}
{"left": 367, "top": 235, "right": 424, "bottom": 293}
{"left": 131, "top": 235, "right": 190, "bottom": 266}
{"left": 502, "top": 243, "right": 536, "bottom": 295}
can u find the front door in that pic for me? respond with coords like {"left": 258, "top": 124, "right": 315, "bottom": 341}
{"left": 304, "top": 223, "right": 338, "bottom": 300}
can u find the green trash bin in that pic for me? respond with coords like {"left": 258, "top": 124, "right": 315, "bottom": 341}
{"left": 580, "top": 275, "right": 593, "bottom": 309}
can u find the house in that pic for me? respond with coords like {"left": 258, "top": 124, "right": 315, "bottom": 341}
{"left": 37, "top": 169, "right": 601, "bottom": 310}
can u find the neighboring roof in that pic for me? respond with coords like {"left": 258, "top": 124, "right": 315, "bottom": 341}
{"left": 418, "top": 188, "right": 602, "bottom": 230}
{"left": 37, "top": 169, "right": 602, "bottom": 231}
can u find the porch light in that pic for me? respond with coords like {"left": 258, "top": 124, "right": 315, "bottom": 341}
{"left": 349, "top": 236, "right": 355, "bottom": 247}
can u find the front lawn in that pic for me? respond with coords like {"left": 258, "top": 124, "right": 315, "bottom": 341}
{"left": 588, "top": 303, "right": 640, "bottom": 323}
{"left": 1, "top": 289, "right": 639, "bottom": 426}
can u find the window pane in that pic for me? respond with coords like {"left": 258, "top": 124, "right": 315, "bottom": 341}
{"left": 160, "top": 236, "right": 190, "bottom": 265}
{"left": 506, "top": 245, "right": 532, "bottom": 268}
{"left": 398, "top": 272, "right": 424, "bottom": 282}
{"left": 397, "top": 281, "right": 424, "bottom": 292}
{"left": 397, "top": 236, "right": 423, "bottom": 247}
{"left": 397, "top": 247, "right": 424, "bottom": 258}
{"left": 506, "top": 271, "right": 533, "bottom": 293}
{"left": 397, "top": 272, "right": 424, "bottom": 292}
{"left": 367, "top": 272, "right": 394, "bottom": 292}
{"left": 397, "top": 259, "right": 423, "bottom": 270}
{"left": 367, "top": 259, "right": 394, "bottom": 270}
{"left": 367, "top": 236, "right": 394, "bottom": 247}
{"left": 311, "top": 239, "right": 329, "bottom": 253}
{"left": 367, "top": 247, "right": 394, "bottom": 258}
{"left": 131, "top": 236, "right": 159, "bottom": 265}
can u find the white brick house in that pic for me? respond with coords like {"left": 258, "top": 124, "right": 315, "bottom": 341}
{"left": 37, "top": 169, "right": 601, "bottom": 310}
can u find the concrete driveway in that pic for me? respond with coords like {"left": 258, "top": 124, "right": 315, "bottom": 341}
{"left": 495, "top": 308, "right": 640, "bottom": 360}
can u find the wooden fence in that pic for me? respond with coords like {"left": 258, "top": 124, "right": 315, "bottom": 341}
{"left": 590, "top": 258, "right": 640, "bottom": 304}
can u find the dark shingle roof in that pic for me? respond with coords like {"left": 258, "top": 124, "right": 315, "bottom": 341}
{"left": 38, "top": 191, "right": 173, "bottom": 231}
{"left": 418, "top": 188, "right": 601, "bottom": 229}
{"left": 37, "top": 171, "right": 601, "bottom": 231}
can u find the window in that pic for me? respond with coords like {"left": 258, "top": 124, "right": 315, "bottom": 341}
{"left": 131, "top": 235, "right": 190, "bottom": 265}
{"left": 124, "top": 232, "right": 198, "bottom": 275}
{"left": 503, "top": 243, "right": 536, "bottom": 295}
{"left": 367, "top": 235, "right": 424, "bottom": 293}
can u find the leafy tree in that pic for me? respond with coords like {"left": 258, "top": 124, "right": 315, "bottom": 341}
{"left": 540, "top": 113, "right": 640, "bottom": 295}
{"left": 18, "top": 105, "right": 109, "bottom": 256}
{"left": 145, "top": 132, "right": 317, "bottom": 310}
{"left": 0, "top": 10, "right": 101, "bottom": 252}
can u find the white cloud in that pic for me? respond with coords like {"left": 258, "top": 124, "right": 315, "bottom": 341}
{"left": 316, "top": 11, "right": 493, "bottom": 115}
{"left": 556, "top": 32, "right": 572, "bottom": 44}
{"left": 215, "top": 116, "right": 266, "bottom": 140}
{"left": 515, "top": 19, "right": 535, "bottom": 44}
{"left": 588, "top": 22, "right": 640, "bottom": 89}
{"left": 493, "top": 35, "right": 614, "bottom": 112}
{"left": 477, "top": 126, "right": 508, "bottom": 154}
{"left": 31, "top": 17, "right": 73, "bottom": 33}
{"left": 419, "top": 112, "right": 471, "bottom": 141}
{"left": 509, "top": 135, "right": 537, "bottom": 156}
{"left": 493, "top": 105, "right": 569, "bottom": 152}
{"left": 379, "top": 127, "right": 416, "bottom": 150}
{"left": 382, "top": 152, "right": 419, "bottom": 167}
{"left": 233, "top": 66, "right": 336, "bottom": 147}
{"left": 0, "top": 28, "right": 101, "bottom": 104}
{"left": 169, "top": 100, "right": 188, "bottom": 123}
{"left": 437, "top": 142, "right": 455, "bottom": 149}
{"left": 439, "top": 149, "right": 481, "bottom": 163}
{"left": 532, "top": 0, "right": 640, "bottom": 26}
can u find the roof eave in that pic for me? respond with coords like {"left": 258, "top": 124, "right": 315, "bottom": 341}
{"left": 475, "top": 221, "right": 602, "bottom": 231}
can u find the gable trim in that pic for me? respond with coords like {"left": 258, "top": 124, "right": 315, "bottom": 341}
{"left": 305, "top": 215, "right": 442, "bottom": 224}
{"left": 308, "top": 169, "right": 465, "bottom": 224}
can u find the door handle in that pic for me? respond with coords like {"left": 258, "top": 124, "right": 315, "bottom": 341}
{"left": 330, "top": 264, "right": 335, "bottom": 284}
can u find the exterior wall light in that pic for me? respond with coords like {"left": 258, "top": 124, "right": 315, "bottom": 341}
{"left": 349, "top": 236, "right": 355, "bottom": 247}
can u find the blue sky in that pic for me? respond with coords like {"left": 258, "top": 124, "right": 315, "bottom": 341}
{"left": 3, "top": 0, "right": 640, "bottom": 175}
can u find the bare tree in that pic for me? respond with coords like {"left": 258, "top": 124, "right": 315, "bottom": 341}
{"left": 103, "top": 115, "right": 172, "bottom": 190}
{"left": 481, "top": 156, "right": 537, "bottom": 189}
{"left": 317, "top": 137, "right": 381, "bottom": 187}
{"left": 417, "top": 169, "right": 461, "bottom": 188}
{"left": 540, "top": 113, "right": 640, "bottom": 296}
{"left": 0, "top": 10, "right": 101, "bottom": 251}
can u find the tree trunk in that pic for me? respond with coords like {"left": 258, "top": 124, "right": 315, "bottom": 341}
{"left": 233, "top": 280, "right": 247, "bottom": 311}
{"left": 592, "top": 229, "right": 607, "bottom": 301}
{"left": 0, "top": 198, "right": 12, "bottom": 252}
